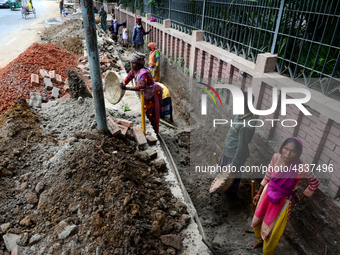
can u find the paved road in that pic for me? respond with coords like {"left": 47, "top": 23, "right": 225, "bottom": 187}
{"left": 0, "top": 0, "right": 59, "bottom": 68}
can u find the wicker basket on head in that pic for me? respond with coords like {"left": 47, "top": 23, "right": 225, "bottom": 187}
{"left": 104, "top": 71, "right": 125, "bottom": 105}
{"left": 209, "top": 164, "right": 235, "bottom": 194}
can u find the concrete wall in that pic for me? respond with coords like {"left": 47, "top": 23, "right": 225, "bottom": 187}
{"left": 107, "top": 4, "right": 340, "bottom": 252}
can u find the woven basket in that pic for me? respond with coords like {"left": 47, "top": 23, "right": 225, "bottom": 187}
{"left": 104, "top": 71, "right": 125, "bottom": 105}
{"left": 209, "top": 164, "right": 235, "bottom": 194}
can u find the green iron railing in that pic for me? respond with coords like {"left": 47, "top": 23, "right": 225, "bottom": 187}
{"left": 121, "top": 0, "right": 340, "bottom": 97}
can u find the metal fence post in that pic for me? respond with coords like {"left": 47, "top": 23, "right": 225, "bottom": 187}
{"left": 201, "top": 0, "right": 206, "bottom": 30}
{"left": 271, "top": 0, "right": 285, "bottom": 54}
{"left": 81, "top": 0, "right": 108, "bottom": 133}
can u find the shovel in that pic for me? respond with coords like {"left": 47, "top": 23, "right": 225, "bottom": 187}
{"left": 245, "top": 180, "right": 255, "bottom": 233}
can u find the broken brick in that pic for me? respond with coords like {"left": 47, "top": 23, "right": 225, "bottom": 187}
{"left": 146, "top": 136, "right": 157, "bottom": 146}
{"left": 132, "top": 126, "right": 147, "bottom": 146}
{"left": 44, "top": 77, "right": 53, "bottom": 90}
{"left": 145, "top": 148, "right": 158, "bottom": 160}
{"left": 51, "top": 87, "right": 60, "bottom": 99}
{"left": 107, "top": 116, "right": 120, "bottom": 129}
{"left": 31, "top": 74, "right": 39, "bottom": 85}
{"left": 49, "top": 70, "right": 56, "bottom": 81}
{"left": 116, "top": 118, "right": 133, "bottom": 128}
{"left": 107, "top": 119, "right": 121, "bottom": 137}
{"left": 57, "top": 94, "right": 71, "bottom": 103}
{"left": 39, "top": 69, "right": 50, "bottom": 78}
{"left": 56, "top": 74, "right": 63, "bottom": 84}
{"left": 118, "top": 124, "right": 128, "bottom": 137}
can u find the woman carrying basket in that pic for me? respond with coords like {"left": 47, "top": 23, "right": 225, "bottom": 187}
{"left": 120, "top": 52, "right": 163, "bottom": 134}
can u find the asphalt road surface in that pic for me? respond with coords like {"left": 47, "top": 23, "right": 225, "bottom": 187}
{"left": 0, "top": 0, "right": 60, "bottom": 68}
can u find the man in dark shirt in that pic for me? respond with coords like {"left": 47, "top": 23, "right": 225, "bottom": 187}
{"left": 218, "top": 92, "right": 255, "bottom": 200}
{"left": 99, "top": 6, "right": 107, "bottom": 31}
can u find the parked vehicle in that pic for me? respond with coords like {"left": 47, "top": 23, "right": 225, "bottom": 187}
{"left": 0, "top": 0, "right": 10, "bottom": 8}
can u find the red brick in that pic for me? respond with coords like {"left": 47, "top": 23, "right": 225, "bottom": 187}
{"left": 132, "top": 126, "right": 147, "bottom": 146}
{"left": 107, "top": 117, "right": 121, "bottom": 137}
{"left": 313, "top": 128, "right": 325, "bottom": 139}
{"left": 56, "top": 74, "right": 63, "bottom": 84}
{"left": 146, "top": 135, "right": 157, "bottom": 146}
{"left": 31, "top": 74, "right": 39, "bottom": 85}
{"left": 39, "top": 69, "right": 49, "bottom": 78}
{"left": 118, "top": 124, "right": 128, "bottom": 137}
{"left": 49, "top": 70, "right": 56, "bottom": 81}
{"left": 115, "top": 118, "right": 133, "bottom": 128}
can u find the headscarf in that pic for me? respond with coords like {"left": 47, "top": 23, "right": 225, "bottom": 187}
{"left": 148, "top": 42, "right": 158, "bottom": 67}
{"left": 266, "top": 137, "right": 303, "bottom": 204}
{"left": 131, "top": 52, "right": 146, "bottom": 65}
{"left": 135, "top": 18, "right": 144, "bottom": 32}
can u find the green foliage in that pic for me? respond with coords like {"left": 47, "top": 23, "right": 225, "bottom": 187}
{"left": 176, "top": 57, "right": 185, "bottom": 67}
{"left": 169, "top": 56, "right": 174, "bottom": 64}
{"left": 185, "top": 67, "right": 190, "bottom": 74}
{"left": 194, "top": 71, "right": 199, "bottom": 78}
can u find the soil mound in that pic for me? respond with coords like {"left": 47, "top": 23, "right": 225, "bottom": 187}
{"left": 67, "top": 69, "right": 92, "bottom": 99}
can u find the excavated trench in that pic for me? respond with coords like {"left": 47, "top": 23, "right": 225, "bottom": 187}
{"left": 159, "top": 58, "right": 311, "bottom": 255}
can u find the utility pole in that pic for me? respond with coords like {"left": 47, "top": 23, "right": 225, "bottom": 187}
{"left": 80, "top": 0, "right": 108, "bottom": 133}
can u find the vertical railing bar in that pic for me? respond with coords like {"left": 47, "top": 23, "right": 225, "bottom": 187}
{"left": 293, "top": 0, "right": 313, "bottom": 78}
{"left": 271, "top": 0, "right": 285, "bottom": 54}
{"left": 201, "top": 0, "right": 206, "bottom": 30}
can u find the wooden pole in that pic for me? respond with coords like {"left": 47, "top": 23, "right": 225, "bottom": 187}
{"left": 251, "top": 180, "right": 255, "bottom": 213}
{"left": 140, "top": 89, "right": 146, "bottom": 134}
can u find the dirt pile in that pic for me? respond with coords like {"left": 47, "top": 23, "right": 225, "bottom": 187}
{"left": 41, "top": 19, "right": 85, "bottom": 55}
{"left": 66, "top": 69, "right": 92, "bottom": 99}
{"left": 0, "top": 98, "right": 192, "bottom": 254}
{"left": 0, "top": 43, "right": 80, "bottom": 115}
{"left": 0, "top": 98, "right": 42, "bottom": 178}
{"left": 59, "top": 36, "right": 83, "bottom": 55}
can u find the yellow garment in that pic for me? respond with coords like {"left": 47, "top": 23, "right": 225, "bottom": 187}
{"left": 28, "top": 2, "right": 32, "bottom": 9}
{"left": 158, "top": 83, "right": 170, "bottom": 99}
{"left": 153, "top": 67, "right": 160, "bottom": 82}
{"left": 254, "top": 205, "right": 289, "bottom": 255}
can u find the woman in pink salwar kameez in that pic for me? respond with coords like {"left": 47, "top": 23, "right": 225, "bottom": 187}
{"left": 251, "top": 137, "right": 320, "bottom": 255}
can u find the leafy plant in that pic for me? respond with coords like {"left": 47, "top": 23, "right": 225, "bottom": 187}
{"left": 124, "top": 106, "right": 131, "bottom": 112}
{"left": 185, "top": 67, "right": 190, "bottom": 74}
{"left": 176, "top": 57, "right": 185, "bottom": 67}
{"left": 169, "top": 56, "right": 174, "bottom": 64}
{"left": 194, "top": 71, "right": 199, "bottom": 78}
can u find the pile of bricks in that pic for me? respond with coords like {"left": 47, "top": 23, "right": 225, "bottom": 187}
{"left": 107, "top": 116, "right": 158, "bottom": 157}
{"left": 0, "top": 42, "right": 79, "bottom": 115}
{"left": 31, "top": 69, "right": 64, "bottom": 101}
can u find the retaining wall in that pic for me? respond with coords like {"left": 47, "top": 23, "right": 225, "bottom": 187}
{"left": 100, "top": 3, "right": 340, "bottom": 253}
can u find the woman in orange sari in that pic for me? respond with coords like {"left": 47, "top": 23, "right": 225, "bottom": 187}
{"left": 148, "top": 42, "right": 160, "bottom": 82}
{"left": 251, "top": 137, "right": 319, "bottom": 255}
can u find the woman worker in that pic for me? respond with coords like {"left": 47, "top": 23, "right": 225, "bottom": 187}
{"left": 120, "top": 53, "right": 163, "bottom": 134}
{"left": 148, "top": 42, "right": 160, "bottom": 82}
{"left": 109, "top": 19, "right": 126, "bottom": 42}
{"left": 251, "top": 137, "right": 320, "bottom": 255}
